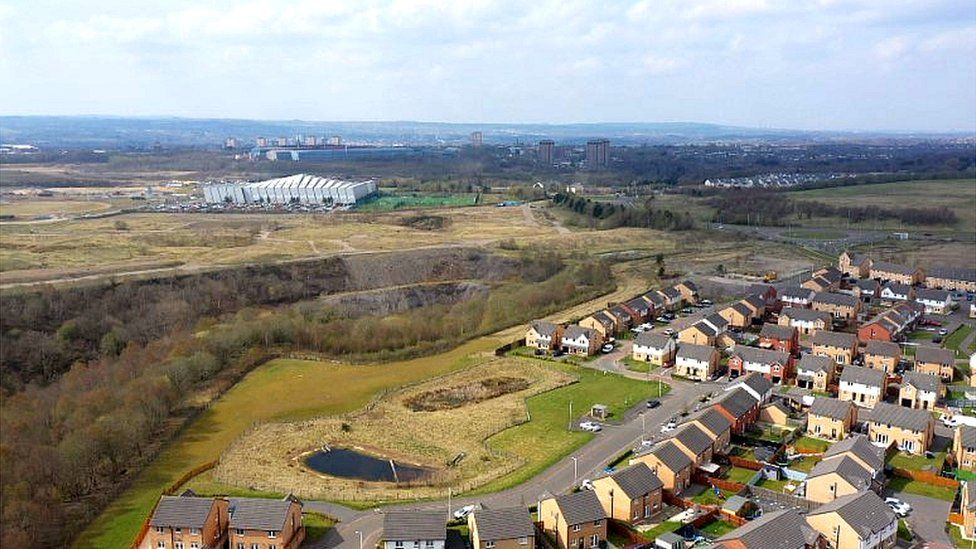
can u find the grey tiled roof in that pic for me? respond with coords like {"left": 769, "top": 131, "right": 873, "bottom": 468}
{"left": 635, "top": 331, "right": 672, "bottom": 349}
{"left": 563, "top": 324, "right": 597, "bottom": 341}
{"left": 625, "top": 297, "right": 651, "bottom": 312}
{"left": 677, "top": 343, "right": 716, "bottom": 363}
{"left": 807, "top": 455, "right": 871, "bottom": 490}
{"left": 779, "top": 286, "right": 814, "bottom": 301}
{"left": 552, "top": 489, "right": 606, "bottom": 525}
{"left": 797, "top": 354, "right": 833, "bottom": 374}
{"left": 960, "top": 425, "right": 976, "bottom": 450}
{"left": 813, "top": 292, "right": 858, "bottom": 307}
{"left": 915, "top": 345, "right": 954, "bottom": 366}
{"left": 228, "top": 498, "right": 295, "bottom": 531}
{"left": 672, "top": 423, "right": 713, "bottom": 455}
{"left": 678, "top": 280, "right": 699, "bottom": 292}
{"left": 812, "top": 330, "right": 858, "bottom": 350}
{"left": 150, "top": 495, "right": 215, "bottom": 529}
{"left": 882, "top": 282, "right": 913, "bottom": 297}
{"left": 703, "top": 313, "right": 729, "bottom": 331}
{"left": 823, "top": 434, "right": 884, "bottom": 472}
{"left": 840, "top": 365, "right": 885, "bottom": 388}
{"left": 661, "top": 286, "right": 682, "bottom": 300}
{"left": 807, "top": 491, "right": 895, "bottom": 539}
{"left": 927, "top": 267, "right": 976, "bottom": 283}
{"left": 470, "top": 507, "right": 534, "bottom": 541}
{"left": 384, "top": 510, "right": 446, "bottom": 541}
{"left": 901, "top": 371, "right": 941, "bottom": 394}
{"left": 530, "top": 320, "right": 559, "bottom": 337}
{"left": 864, "top": 401, "right": 933, "bottom": 432}
{"left": 730, "top": 302, "right": 753, "bottom": 318}
{"left": 605, "top": 462, "right": 663, "bottom": 499}
{"left": 780, "top": 307, "right": 831, "bottom": 323}
{"left": 743, "top": 294, "right": 765, "bottom": 310}
{"left": 872, "top": 261, "right": 917, "bottom": 276}
{"left": 716, "top": 509, "right": 811, "bottom": 549}
{"left": 759, "top": 323, "right": 795, "bottom": 340}
{"left": 968, "top": 481, "right": 976, "bottom": 511}
{"left": 863, "top": 340, "right": 900, "bottom": 358}
{"left": 687, "top": 407, "right": 731, "bottom": 436}
{"left": 732, "top": 346, "right": 789, "bottom": 366}
{"left": 651, "top": 440, "right": 693, "bottom": 473}
{"left": 809, "top": 397, "right": 853, "bottom": 420}
{"left": 855, "top": 279, "right": 879, "bottom": 292}
{"left": 714, "top": 388, "right": 757, "bottom": 419}
{"left": 915, "top": 287, "right": 951, "bottom": 302}
{"left": 737, "top": 373, "right": 774, "bottom": 398}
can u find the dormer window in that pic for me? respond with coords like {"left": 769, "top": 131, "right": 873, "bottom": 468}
{"left": 268, "top": 530, "right": 278, "bottom": 538}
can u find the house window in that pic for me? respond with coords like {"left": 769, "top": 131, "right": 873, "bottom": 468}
{"left": 156, "top": 527, "right": 165, "bottom": 534}
{"left": 268, "top": 531, "right": 279, "bottom": 538}
{"left": 174, "top": 528, "right": 182, "bottom": 535}
{"left": 486, "top": 541, "right": 496, "bottom": 548}
{"left": 518, "top": 537, "right": 528, "bottom": 545}
{"left": 572, "top": 525, "right": 581, "bottom": 532}
{"left": 190, "top": 544, "right": 199, "bottom": 549}
{"left": 157, "top": 542, "right": 166, "bottom": 549}
{"left": 593, "top": 520, "right": 601, "bottom": 527}
{"left": 251, "top": 544, "right": 260, "bottom": 549}
{"left": 395, "top": 542, "right": 404, "bottom": 549}
{"left": 190, "top": 528, "right": 200, "bottom": 535}
{"left": 237, "top": 529, "right": 246, "bottom": 536}
{"left": 237, "top": 543, "right": 245, "bottom": 549}
{"left": 175, "top": 543, "right": 184, "bottom": 549}
{"left": 426, "top": 542, "right": 434, "bottom": 548}
{"left": 589, "top": 535, "right": 599, "bottom": 547}
{"left": 270, "top": 546, "right": 277, "bottom": 549}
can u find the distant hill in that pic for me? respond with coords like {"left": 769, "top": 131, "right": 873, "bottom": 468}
{"left": 0, "top": 115, "right": 967, "bottom": 149}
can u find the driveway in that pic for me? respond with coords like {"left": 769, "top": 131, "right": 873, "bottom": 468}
{"left": 313, "top": 377, "right": 721, "bottom": 549}
{"left": 884, "top": 490, "right": 953, "bottom": 546}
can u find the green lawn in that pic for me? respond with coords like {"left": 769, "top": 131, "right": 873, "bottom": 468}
{"left": 691, "top": 488, "right": 735, "bottom": 506}
{"left": 888, "top": 476, "right": 957, "bottom": 502}
{"left": 475, "top": 363, "right": 669, "bottom": 494}
{"left": 888, "top": 451, "right": 946, "bottom": 472}
{"left": 897, "top": 519, "right": 912, "bottom": 542}
{"left": 755, "top": 477, "right": 791, "bottom": 493}
{"left": 786, "top": 456, "right": 819, "bottom": 473}
{"left": 946, "top": 325, "right": 974, "bottom": 355}
{"left": 622, "top": 356, "right": 658, "bottom": 374}
{"left": 793, "top": 436, "right": 830, "bottom": 453}
{"left": 908, "top": 330, "right": 935, "bottom": 342}
{"left": 724, "top": 466, "right": 760, "bottom": 485}
{"left": 75, "top": 338, "right": 499, "bottom": 548}
{"left": 638, "top": 521, "right": 680, "bottom": 541}
{"left": 950, "top": 523, "right": 976, "bottom": 548}
{"left": 355, "top": 193, "right": 480, "bottom": 211}
{"left": 700, "top": 520, "right": 738, "bottom": 539}
{"left": 302, "top": 513, "right": 336, "bottom": 545}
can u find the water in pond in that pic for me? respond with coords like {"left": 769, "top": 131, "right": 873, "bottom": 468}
{"left": 304, "top": 447, "right": 433, "bottom": 482}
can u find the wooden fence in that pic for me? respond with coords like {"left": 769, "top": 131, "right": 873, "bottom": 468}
{"left": 891, "top": 466, "right": 960, "bottom": 488}
{"left": 692, "top": 471, "right": 746, "bottom": 493}
{"left": 727, "top": 456, "right": 764, "bottom": 470}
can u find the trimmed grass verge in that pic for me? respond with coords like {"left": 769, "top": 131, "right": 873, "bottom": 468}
{"left": 887, "top": 476, "right": 957, "bottom": 502}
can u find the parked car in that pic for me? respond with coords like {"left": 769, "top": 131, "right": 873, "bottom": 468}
{"left": 932, "top": 335, "right": 943, "bottom": 344}
{"left": 660, "top": 420, "right": 677, "bottom": 433}
{"left": 700, "top": 299, "right": 713, "bottom": 306}
{"left": 601, "top": 343, "right": 615, "bottom": 353}
{"left": 453, "top": 504, "right": 478, "bottom": 520}
{"left": 664, "top": 313, "right": 677, "bottom": 320}
{"left": 664, "top": 328, "right": 675, "bottom": 336}
{"left": 579, "top": 421, "right": 602, "bottom": 432}
{"left": 646, "top": 399, "right": 661, "bottom": 409}
{"left": 656, "top": 316, "right": 670, "bottom": 323}
{"left": 938, "top": 328, "right": 949, "bottom": 336}
{"left": 553, "top": 350, "right": 565, "bottom": 357}
{"left": 885, "top": 498, "right": 911, "bottom": 517}
{"left": 580, "top": 479, "right": 594, "bottom": 491}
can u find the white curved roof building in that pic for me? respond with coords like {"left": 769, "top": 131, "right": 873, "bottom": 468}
{"left": 203, "top": 174, "right": 376, "bottom": 205}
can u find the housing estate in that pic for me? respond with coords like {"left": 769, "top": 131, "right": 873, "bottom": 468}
{"left": 810, "top": 292, "right": 861, "bottom": 321}
{"left": 674, "top": 343, "right": 718, "bottom": 381}
{"left": 779, "top": 286, "right": 816, "bottom": 308}
{"left": 758, "top": 323, "right": 798, "bottom": 355}
{"left": 839, "top": 251, "right": 872, "bottom": 278}
{"left": 898, "top": 371, "right": 943, "bottom": 410}
{"left": 539, "top": 491, "right": 607, "bottom": 549}
{"left": 727, "top": 346, "right": 792, "bottom": 384}
{"left": 879, "top": 282, "right": 914, "bottom": 304}
{"left": 914, "top": 345, "right": 955, "bottom": 381}
{"left": 870, "top": 261, "right": 924, "bottom": 285}
{"left": 795, "top": 354, "right": 835, "bottom": 392}
{"left": 561, "top": 325, "right": 602, "bottom": 356}
{"left": 468, "top": 507, "right": 535, "bottom": 549}
{"left": 838, "top": 365, "right": 886, "bottom": 408}
{"left": 864, "top": 402, "right": 934, "bottom": 455}
{"left": 712, "top": 388, "right": 761, "bottom": 434}
{"left": 925, "top": 267, "right": 976, "bottom": 293}
{"left": 811, "top": 331, "right": 859, "bottom": 365}
{"left": 861, "top": 340, "right": 901, "bottom": 373}
{"left": 382, "top": 510, "right": 446, "bottom": 549}
{"left": 631, "top": 332, "right": 676, "bottom": 367}
{"left": 631, "top": 441, "right": 692, "bottom": 493}
{"left": 590, "top": 463, "right": 663, "bottom": 525}
{"left": 804, "top": 492, "right": 897, "bottom": 549}
{"left": 806, "top": 397, "right": 855, "bottom": 441}
{"left": 915, "top": 287, "right": 954, "bottom": 314}
{"left": 686, "top": 407, "right": 732, "bottom": 454}
{"left": 778, "top": 307, "right": 832, "bottom": 335}
{"left": 857, "top": 302, "right": 922, "bottom": 342}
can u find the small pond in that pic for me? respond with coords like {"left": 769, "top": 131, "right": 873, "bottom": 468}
{"left": 304, "top": 447, "right": 433, "bottom": 482}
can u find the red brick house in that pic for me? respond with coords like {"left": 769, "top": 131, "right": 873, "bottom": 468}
{"left": 758, "top": 323, "right": 799, "bottom": 356}
{"left": 712, "top": 388, "right": 761, "bottom": 434}
{"left": 727, "top": 346, "right": 793, "bottom": 384}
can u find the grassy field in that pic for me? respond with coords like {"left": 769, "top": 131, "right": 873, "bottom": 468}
{"left": 793, "top": 436, "right": 830, "bottom": 453}
{"left": 724, "top": 466, "right": 759, "bottom": 485}
{"left": 354, "top": 193, "right": 480, "bottom": 211}
{"left": 0, "top": 198, "right": 115, "bottom": 218}
{"left": 75, "top": 338, "right": 498, "bottom": 548}
{"left": 621, "top": 356, "right": 658, "bottom": 373}
{"left": 788, "top": 179, "right": 976, "bottom": 234}
{"left": 888, "top": 450, "right": 946, "bottom": 472}
{"left": 888, "top": 476, "right": 957, "bottom": 502}
{"left": 946, "top": 325, "right": 974, "bottom": 356}
{"left": 700, "top": 519, "right": 738, "bottom": 538}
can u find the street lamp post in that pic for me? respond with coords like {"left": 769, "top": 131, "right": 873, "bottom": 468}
{"left": 640, "top": 413, "right": 645, "bottom": 443}
{"left": 355, "top": 531, "right": 363, "bottom": 549}
{"left": 571, "top": 456, "right": 578, "bottom": 487}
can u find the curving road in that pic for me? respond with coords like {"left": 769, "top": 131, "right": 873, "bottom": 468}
{"left": 309, "top": 373, "right": 722, "bottom": 549}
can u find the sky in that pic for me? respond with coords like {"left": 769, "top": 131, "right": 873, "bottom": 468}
{"left": 1, "top": 0, "right": 975, "bottom": 132}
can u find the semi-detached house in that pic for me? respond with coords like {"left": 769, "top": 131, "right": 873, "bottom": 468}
{"left": 795, "top": 355, "right": 835, "bottom": 392}
{"left": 727, "top": 346, "right": 792, "bottom": 384}
{"left": 590, "top": 462, "right": 663, "bottom": 525}
{"left": 805, "top": 491, "right": 897, "bottom": 549}
{"left": 880, "top": 282, "right": 914, "bottom": 303}
{"left": 631, "top": 332, "right": 676, "bottom": 367}
{"left": 812, "top": 331, "right": 859, "bottom": 365}
{"left": 914, "top": 345, "right": 955, "bottom": 382}
{"left": 865, "top": 401, "right": 934, "bottom": 455}
{"left": 758, "top": 323, "right": 798, "bottom": 355}
{"left": 778, "top": 307, "right": 832, "bottom": 336}
{"left": 525, "top": 321, "right": 562, "bottom": 351}
{"left": 561, "top": 325, "right": 601, "bottom": 356}
{"left": 674, "top": 343, "right": 718, "bottom": 381}
{"left": 914, "top": 287, "right": 954, "bottom": 315}
{"left": 806, "top": 397, "right": 855, "bottom": 441}
{"left": 539, "top": 491, "right": 607, "bottom": 549}
{"left": 898, "top": 371, "right": 943, "bottom": 410}
{"left": 839, "top": 365, "right": 885, "bottom": 409}
{"left": 630, "top": 440, "right": 693, "bottom": 494}
{"left": 811, "top": 292, "right": 861, "bottom": 321}
{"left": 778, "top": 286, "right": 815, "bottom": 308}
{"left": 862, "top": 340, "right": 901, "bottom": 373}
{"left": 468, "top": 507, "right": 535, "bottom": 549}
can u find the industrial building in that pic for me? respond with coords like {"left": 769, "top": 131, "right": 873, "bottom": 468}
{"left": 202, "top": 174, "right": 377, "bottom": 206}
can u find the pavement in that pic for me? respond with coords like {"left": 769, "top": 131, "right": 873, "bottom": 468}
{"left": 883, "top": 490, "right": 953, "bottom": 547}
{"left": 312, "top": 374, "right": 723, "bottom": 549}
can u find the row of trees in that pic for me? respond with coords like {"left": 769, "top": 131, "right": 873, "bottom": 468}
{"left": 551, "top": 194, "right": 695, "bottom": 231}
{"left": 706, "top": 191, "right": 959, "bottom": 226}
{"left": 0, "top": 253, "right": 612, "bottom": 548}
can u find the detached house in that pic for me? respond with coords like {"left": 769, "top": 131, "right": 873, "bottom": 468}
{"left": 812, "top": 331, "right": 859, "bottom": 365}
{"left": 712, "top": 388, "right": 761, "bottom": 434}
{"left": 145, "top": 495, "right": 229, "bottom": 549}
{"left": 839, "top": 365, "right": 886, "bottom": 409}
{"left": 674, "top": 343, "right": 719, "bottom": 381}
{"left": 728, "top": 346, "right": 792, "bottom": 384}
{"left": 915, "top": 287, "right": 954, "bottom": 315}
{"left": 468, "top": 507, "right": 535, "bottom": 549}
{"left": 805, "top": 492, "right": 897, "bottom": 549}
{"left": 715, "top": 509, "right": 824, "bottom": 549}
{"left": 526, "top": 321, "right": 562, "bottom": 351}
{"left": 674, "top": 280, "right": 700, "bottom": 304}
{"left": 871, "top": 261, "right": 924, "bottom": 285}
{"left": 590, "top": 463, "right": 663, "bottom": 525}
{"left": 632, "top": 332, "right": 676, "bottom": 367}
{"left": 719, "top": 302, "right": 755, "bottom": 329}
{"left": 759, "top": 323, "right": 799, "bottom": 355}
{"left": 823, "top": 434, "right": 885, "bottom": 478}
{"left": 795, "top": 355, "right": 835, "bottom": 392}
{"left": 678, "top": 313, "right": 729, "bottom": 347}
{"left": 954, "top": 425, "right": 976, "bottom": 472}
{"left": 898, "top": 371, "right": 943, "bottom": 410}
{"left": 383, "top": 510, "right": 446, "bottom": 549}
{"left": 561, "top": 325, "right": 602, "bottom": 356}
{"left": 538, "top": 491, "right": 607, "bottom": 549}
{"left": 804, "top": 454, "right": 874, "bottom": 504}
{"left": 811, "top": 292, "right": 861, "bottom": 322}
{"left": 861, "top": 340, "right": 901, "bottom": 374}
{"left": 778, "top": 307, "right": 832, "bottom": 336}
{"left": 880, "top": 282, "right": 914, "bottom": 304}
{"left": 914, "top": 345, "right": 955, "bottom": 382}
{"left": 839, "top": 251, "right": 872, "bottom": 278}
{"left": 686, "top": 407, "right": 732, "bottom": 454}
{"left": 925, "top": 266, "right": 976, "bottom": 293}
{"left": 865, "top": 402, "right": 934, "bottom": 455}
{"left": 807, "top": 397, "right": 856, "bottom": 441}
{"left": 631, "top": 440, "right": 692, "bottom": 493}
{"left": 229, "top": 497, "right": 305, "bottom": 549}
{"left": 779, "top": 286, "right": 816, "bottom": 308}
